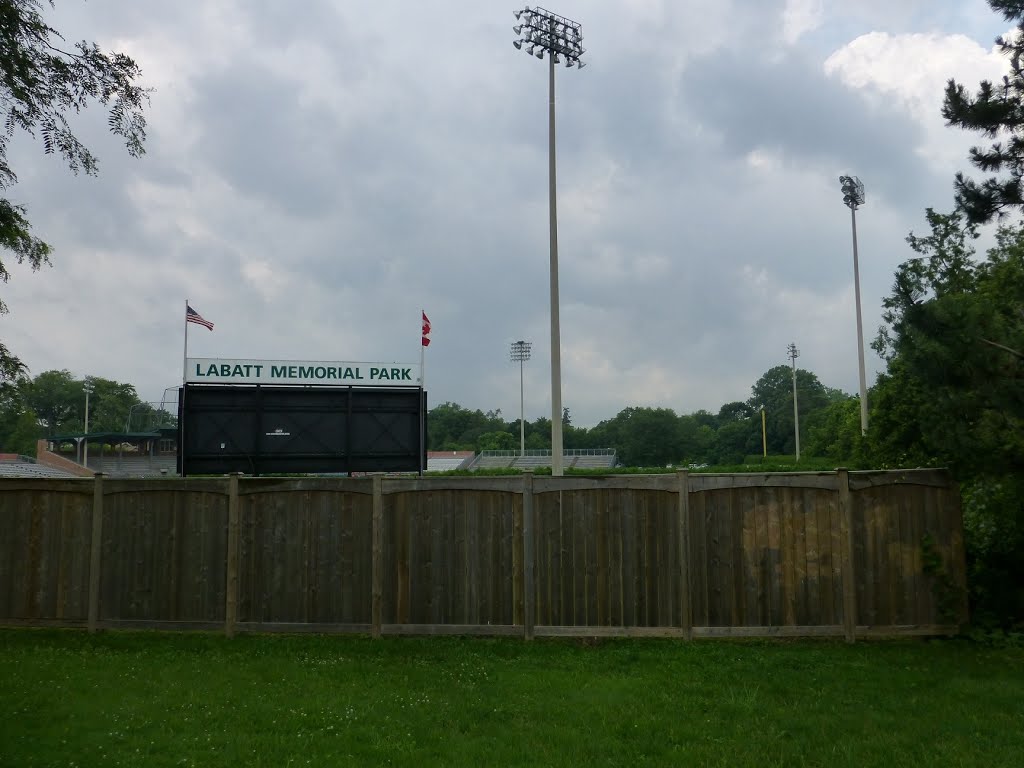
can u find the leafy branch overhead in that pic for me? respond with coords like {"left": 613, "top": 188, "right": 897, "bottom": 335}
{"left": 944, "top": 1, "right": 1024, "bottom": 223}
{"left": 0, "top": 0, "right": 148, "bottom": 380}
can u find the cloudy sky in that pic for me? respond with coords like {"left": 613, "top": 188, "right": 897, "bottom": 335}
{"left": 1, "top": 0, "right": 1014, "bottom": 426}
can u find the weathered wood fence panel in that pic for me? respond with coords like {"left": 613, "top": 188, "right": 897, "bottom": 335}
{"left": 236, "top": 478, "right": 374, "bottom": 630}
{"left": 0, "top": 480, "right": 93, "bottom": 624}
{"left": 531, "top": 484, "right": 683, "bottom": 630}
{"left": 0, "top": 470, "right": 968, "bottom": 638}
{"left": 101, "top": 480, "right": 229, "bottom": 627}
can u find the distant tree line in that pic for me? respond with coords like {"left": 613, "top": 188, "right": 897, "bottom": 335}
{"left": 427, "top": 363, "right": 855, "bottom": 469}
{"left": 0, "top": 370, "right": 174, "bottom": 455}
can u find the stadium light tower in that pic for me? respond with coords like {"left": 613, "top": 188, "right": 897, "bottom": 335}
{"left": 840, "top": 175, "right": 869, "bottom": 435}
{"left": 513, "top": 6, "right": 585, "bottom": 476}
{"left": 82, "top": 378, "right": 94, "bottom": 467}
{"left": 788, "top": 344, "right": 800, "bottom": 462}
{"left": 510, "top": 340, "right": 532, "bottom": 457}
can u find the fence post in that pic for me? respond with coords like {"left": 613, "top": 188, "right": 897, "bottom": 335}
{"left": 522, "top": 470, "right": 535, "bottom": 641}
{"left": 371, "top": 475, "right": 383, "bottom": 638}
{"left": 224, "top": 473, "right": 241, "bottom": 638}
{"left": 677, "top": 470, "right": 692, "bottom": 639}
{"left": 837, "top": 468, "right": 858, "bottom": 643}
{"left": 87, "top": 473, "right": 105, "bottom": 633}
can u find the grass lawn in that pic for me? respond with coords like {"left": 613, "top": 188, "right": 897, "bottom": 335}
{"left": 1, "top": 630, "right": 1022, "bottom": 767}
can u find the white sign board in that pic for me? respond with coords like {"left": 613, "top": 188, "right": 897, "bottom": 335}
{"left": 185, "top": 358, "right": 421, "bottom": 387}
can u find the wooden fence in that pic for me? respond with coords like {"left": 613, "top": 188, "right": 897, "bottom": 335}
{"left": 0, "top": 469, "right": 967, "bottom": 640}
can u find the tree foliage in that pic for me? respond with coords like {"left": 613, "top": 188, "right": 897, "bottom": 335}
{"left": 0, "top": 0, "right": 148, "bottom": 380}
{"left": 943, "top": 1, "right": 1024, "bottom": 222}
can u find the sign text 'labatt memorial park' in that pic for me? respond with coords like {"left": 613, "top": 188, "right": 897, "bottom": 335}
{"left": 185, "top": 358, "right": 421, "bottom": 386}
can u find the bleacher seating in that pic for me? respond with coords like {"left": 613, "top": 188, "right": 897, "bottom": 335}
{"left": 426, "top": 451, "right": 475, "bottom": 471}
{"left": 0, "top": 459, "right": 78, "bottom": 479}
{"left": 85, "top": 454, "right": 178, "bottom": 477}
{"left": 468, "top": 449, "right": 617, "bottom": 471}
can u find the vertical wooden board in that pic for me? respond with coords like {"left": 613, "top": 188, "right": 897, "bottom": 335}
{"left": 851, "top": 490, "right": 873, "bottom": 625}
{"left": 201, "top": 492, "right": 228, "bottom": 623}
{"left": 714, "top": 488, "right": 736, "bottom": 628}
{"left": 594, "top": 490, "right": 608, "bottom": 626}
{"left": 512, "top": 490, "right": 523, "bottom": 626}
{"left": 589, "top": 493, "right": 602, "bottom": 626}
{"left": 546, "top": 492, "right": 562, "bottom": 625}
{"left": 790, "top": 490, "right": 809, "bottom": 625}
{"left": 339, "top": 492, "right": 356, "bottom": 623}
{"left": 453, "top": 493, "right": 468, "bottom": 624}
{"left": 571, "top": 491, "right": 586, "bottom": 626}
{"left": 894, "top": 488, "right": 915, "bottom": 626}
{"left": 322, "top": 492, "right": 340, "bottom": 623}
{"left": 468, "top": 494, "right": 484, "bottom": 626}
{"left": 619, "top": 489, "right": 636, "bottom": 627}
{"left": 704, "top": 490, "right": 723, "bottom": 626}
{"left": 353, "top": 494, "right": 373, "bottom": 624}
{"left": 766, "top": 487, "right": 783, "bottom": 627}
{"left": 491, "top": 495, "right": 505, "bottom": 625}
{"left": 380, "top": 494, "right": 396, "bottom": 624}
{"left": 636, "top": 490, "right": 652, "bottom": 627}
{"left": 98, "top": 492, "right": 120, "bottom": 621}
{"left": 409, "top": 491, "right": 427, "bottom": 624}
{"left": 241, "top": 493, "right": 260, "bottom": 622}
{"left": 430, "top": 490, "right": 447, "bottom": 624}
{"left": 606, "top": 489, "right": 623, "bottom": 627}
{"left": 496, "top": 494, "right": 511, "bottom": 625}
{"left": 37, "top": 497, "right": 60, "bottom": 619}
{"left": 922, "top": 485, "right": 941, "bottom": 626}
{"left": 506, "top": 494, "right": 519, "bottom": 625}
{"left": 661, "top": 492, "right": 678, "bottom": 627}
{"left": 728, "top": 490, "right": 746, "bottom": 628}
{"left": 780, "top": 489, "right": 797, "bottom": 627}
{"left": 61, "top": 495, "right": 91, "bottom": 619}
{"left": 473, "top": 496, "right": 488, "bottom": 626}
{"left": 558, "top": 491, "right": 573, "bottom": 626}
{"left": 646, "top": 493, "right": 660, "bottom": 627}
{"left": 276, "top": 491, "right": 297, "bottom": 623}
{"left": 396, "top": 493, "right": 412, "bottom": 625}
{"left": 903, "top": 485, "right": 925, "bottom": 624}
{"left": 688, "top": 491, "right": 707, "bottom": 627}
{"left": 872, "top": 489, "right": 893, "bottom": 627}
{"left": 800, "top": 488, "right": 819, "bottom": 627}
{"left": 0, "top": 494, "right": 26, "bottom": 617}
{"left": 827, "top": 489, "right": 844, "bottom": 626}
{"left": 753, "top": 488, "right": 770, "bottom": 625}
{"left": 887, "top": 487, "right": 905, "bottom": 626}
{"left": 818, "top": 488, "right": 837, "bottom": 627}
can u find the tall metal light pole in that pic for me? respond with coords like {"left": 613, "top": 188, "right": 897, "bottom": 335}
{"left": 840, "top": 175, "right": 869, "bottom": 435}
{"left": 787, "top": 344, "right": 800, "bottom": 462}
{"left": 83, "top": 379, "right": 94, "bottom": 468}
{"left": 513, "top": 6, "right": 585, "bottom": 476}
{"left": 510, "top": 340, "right": 532, "bottom": 457}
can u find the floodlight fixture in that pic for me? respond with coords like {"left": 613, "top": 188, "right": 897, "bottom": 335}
{"left": 511, "top": 6, "right": 585, "bottom": 67}
{"left": 839, "top": 174, "right": 869, "bottom": 434}
{"left": 510, "top": 341, "right": 533, "bottom": 458}
{"left": 511, "top": 6, "right": 586, "bottom": 477}
{"left": 839, "top": 175, "right": 865, "bottom": 210}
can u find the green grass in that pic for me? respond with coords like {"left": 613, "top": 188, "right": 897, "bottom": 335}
{"left": 2, "top": 631, "right": 1022, "bottom": 767}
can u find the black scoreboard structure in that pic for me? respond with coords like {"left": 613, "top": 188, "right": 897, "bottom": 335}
{"left": 177, "top": 384, "right": 427, "bottom": 476}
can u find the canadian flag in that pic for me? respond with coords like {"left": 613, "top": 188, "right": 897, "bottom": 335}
{"left": 421, "top": 311, "right": 431, "bottom": 347}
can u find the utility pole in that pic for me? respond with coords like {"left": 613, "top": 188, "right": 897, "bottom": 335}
{"left": 787, "top": 344, "right": 800, "bottom": 462}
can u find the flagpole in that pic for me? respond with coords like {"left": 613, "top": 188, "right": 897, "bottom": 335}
{"left": 183, "top": 299, "right": 189, "bottom": 387}
{"left": 419, "top": 308, "right": 425, "bottom": 476}
{"left": 181, "top": 299, "right": 189, "bottom": 477}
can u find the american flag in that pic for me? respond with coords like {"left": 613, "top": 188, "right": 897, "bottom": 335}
{"left": 186, "top": 304, "right": 214, "bottom": 331}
